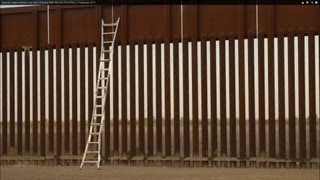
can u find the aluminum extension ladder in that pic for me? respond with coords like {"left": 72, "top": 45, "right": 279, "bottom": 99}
{"left": 80, "top": 17, "right": 120, "bottom": 170}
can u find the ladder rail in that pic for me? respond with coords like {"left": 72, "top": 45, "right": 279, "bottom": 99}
{"left": 80, "top": 87, "right": 108, "bottom": 168}
{"left": 80, "top": 17, "right": 119, "bottom": 170}
{"left": 80, "top": 64, "right": 108, "bottom": 168}
{"left": 90, "top": 17, "right": 117, "bottom": 122}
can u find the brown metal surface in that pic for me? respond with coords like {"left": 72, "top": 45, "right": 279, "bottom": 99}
{"left": 87, "top": 42, "right": 94, "bottom": 142}
{"left": 248, "top": 32, "right": 255, "bottom": 157}
{"left": 129, "top": 40, "right": 136, "bottom": 156}
{"left": 210, "top": 35, "right": 217, "bottom": 159}
{"left": 138, "top": 39, "right": 144, "bottom": 155}
{"left": 182, "top": 36, "right": 189, "bottom": 158}
{"left": 17, "top": 47, "right": 22, "bottom": 155}
{"left": 288, "top": 31, "right": 296, "bottom": 159}
{"left": 258, "top": 33, "right": 265, "bottom": 157}
{"left": 25, "top": 50, "right": 30, "bottom": 154}
{"left": 48, "top": 44, "right": 54, "bottom": 154}
{"left": 9, "top": 47, "right": 14, "bottom": 152}
{"left": 155, "top": 38, "right": 162, "bottom": 156}
{"left": 229, "top": 34, "right": 236, "bottom": 157}
{"left": 173, "top": 37, "right": 180, "bottom": 156}
{"left": 2, "top": 49, "right": 8, "bottom": 155}
{"left": 39, "top": 45, "right": 45, "bottom": 156}
{"left": 238, "top": 34, "right": 246, "bottom": 159}
{"left": 121, "top": 42, "right": 127, "bottom": 155}
{"left": 268, "top": 33, "right": 275, "bottom": 158}
{"left": 308, "top": 30, "right": 316, "bottom": 159}
{"left": 201, "top": 36, "right": 208, "bottom": 157}
{"left": 146, "top": 38, "right": 153, "bottom": 156}
{"left": 278, "top": 31, "right": 286, "bottom": 159}
{"left": 298, "top": 31, "right": 306, "bottom": 159}
{"left": 80, "top": 43, "right": 85, "bottom": 153}
{"left": 63, "top": 43, "right": 70, "bottom": 155}
{"left": 71, "top": 43, "right": 77, "bottom": 156}
{"left": 56, "top": 44, "right": 62, "bottom": 156}
{"left": 1, "top": 5, "right": 319, "bottom": 47}
{"left": 191, "top": 39, "right": 198, "bottom": 156}
{"left": 113, "top": 42, "right": 119, "bottom": 155}
{"left": 32, "top": 47, "right": 38, "bottom": 155}
{"left": 219, "top": 34, "right": 226, "bottom": 157}
{"left": 164, "top": 40, "right": 170, "bottom": 156}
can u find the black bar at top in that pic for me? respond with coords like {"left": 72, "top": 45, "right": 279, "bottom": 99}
{"left": 0, "top": 0, "right": 308, "bottom": 5}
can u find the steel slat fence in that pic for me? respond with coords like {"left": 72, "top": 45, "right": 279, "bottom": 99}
{"left": 0, "top": 31, "right": 319, "bottom": 168}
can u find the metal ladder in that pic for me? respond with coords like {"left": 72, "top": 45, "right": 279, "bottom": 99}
{"left": 80, "top": 17, "right": 120, "bottom": 170}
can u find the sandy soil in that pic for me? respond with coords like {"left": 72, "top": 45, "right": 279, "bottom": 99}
{"left": 1, "top": 165, "right": 319, "bottom": 180}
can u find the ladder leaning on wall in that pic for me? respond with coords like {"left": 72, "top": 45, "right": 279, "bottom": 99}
{"left": 80, "top": 17, "right": 120, "bottom": 170}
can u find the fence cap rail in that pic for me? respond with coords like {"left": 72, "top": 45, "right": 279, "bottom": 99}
{"left": 1, "top": 29, "right": 319, "bottom": 53}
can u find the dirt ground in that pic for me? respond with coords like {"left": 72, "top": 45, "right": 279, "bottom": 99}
{"left": 1, "top": 165, "right": 319, "bottom": 180}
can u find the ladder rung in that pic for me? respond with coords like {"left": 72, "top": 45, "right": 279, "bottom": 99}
{"left": 103, "top": 32, "right": 115, "bottom": 35}
{"left": 100, "top": 59, "right": 110, "bottom": 62}
{"left": 102, "top": 50, "right": 111, "bottom": 53}
{"left": 97, "top": 86, "right": 107, "bottom": 89}
{"left": 103, "top": 23, "right": 117, "bottom": 26}
{"left": 91, "top": 123, "right": 102, "bottom": 126}
{"left": 86, "top": 151, "right": 99, "bottom": 154}
{"left": 98, "top": 77, "right": 108, "bottom": 80}
{"left": 103, "top": 41, "right": 113, "bottom": 44}
{"left": 96, "top": 95, "right": 105, "bottom": 98}
{"left": 89, "top": 141, "right": 99, "bottom": 144}
{"left": 100, "top": 68, "right": 109, "bottom": 71}
{"left": 83, "top": 160, "right": 99, "bottom": 164}
{"left": 90, "top": 132, "right": 100, "bottom": 135}
{"left": 95, "top": 105, "right": 103, "bottom": 108}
